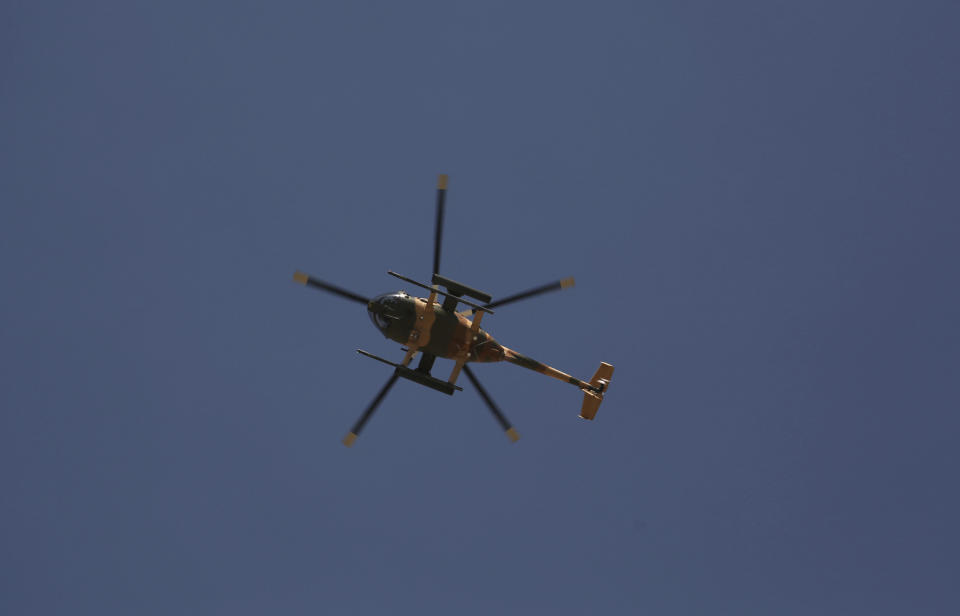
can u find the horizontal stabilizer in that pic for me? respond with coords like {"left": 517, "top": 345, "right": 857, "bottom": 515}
{"left": 579, "top": 362, "right": 614, "bottom": 420}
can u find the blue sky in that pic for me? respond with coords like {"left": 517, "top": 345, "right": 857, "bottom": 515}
{"left": 3, "top": 1, "right": 959, "bottom": 614}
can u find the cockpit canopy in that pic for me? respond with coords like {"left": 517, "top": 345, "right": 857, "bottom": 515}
{"left": 367, "top": 291, "right": 414, "bottom": 335}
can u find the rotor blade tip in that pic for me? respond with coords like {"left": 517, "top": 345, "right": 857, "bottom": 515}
{"left": 561, "top": 277, "right": 575, "bottom": 289}
{"left": 506, "top": 428, "right": 520, "bottom": 442}
{"left": 293, "top": 271, "right": 309, "bottom": 285}
{"left": 437, "top": 174, "right": 448, "bottom": 189}
{"left": 342, "top": 433, "right": 358, "bottom": 447}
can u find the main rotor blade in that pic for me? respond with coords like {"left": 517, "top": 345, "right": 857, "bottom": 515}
{"left": 463, "top": 365, "right": 519, "bottom": 443}
{"left": 432, "top": 174, "right": 448, "bottom": 275}
{"left": 343, "top": 372, "right": 399, "bottom": 447}
{"left": 461, "top": 277, "right": 575, "bottom": 315}
{"left": 293, "top": 271, "right": 369, "bottom": 305}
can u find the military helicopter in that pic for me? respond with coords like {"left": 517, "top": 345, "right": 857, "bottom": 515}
{"left": 293, "top": 174, "right": 613, "bottom": 447}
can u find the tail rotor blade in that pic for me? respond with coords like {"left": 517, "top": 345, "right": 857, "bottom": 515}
{"left": 293, "top": 271, "right": 369, "bottom": 305}
{"left": 433, "top": 174, "right": 448, "bottom": 275}
{"left": 463, "top": 365, "right": 519, "bottom": 443}
{"left": 343, "top": 372, "right": 399, "bottom": 447}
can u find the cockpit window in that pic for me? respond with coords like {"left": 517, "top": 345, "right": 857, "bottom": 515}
{"left": 371, "top": 312, "right": 392, "bottom": 329}
{"left": 367, "top": 291, "right": 411, "bottom": 334}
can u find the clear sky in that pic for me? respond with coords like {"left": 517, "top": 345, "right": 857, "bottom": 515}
{"left": 3, "top": 1, "right": 959, "bottom": 614}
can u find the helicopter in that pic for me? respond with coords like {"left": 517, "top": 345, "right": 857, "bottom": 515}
{"left": 293, "top": 174, "right": 613, "bottom": 447}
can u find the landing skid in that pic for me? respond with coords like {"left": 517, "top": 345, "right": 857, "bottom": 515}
{"left": 357, "top": 349, "right": 462, "bottom": 395}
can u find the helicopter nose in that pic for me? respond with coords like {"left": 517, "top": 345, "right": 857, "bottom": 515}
{"left": 367, "top": 292, "right": 409, "bottom": 334}
{"left": 367, "top": 293, "right": 392, "bottom": 316}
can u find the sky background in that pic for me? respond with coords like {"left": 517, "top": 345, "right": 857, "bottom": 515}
{"left": 2, "top": 1, "right": 959, "bottom": 614}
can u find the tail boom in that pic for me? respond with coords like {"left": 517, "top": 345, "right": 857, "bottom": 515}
{"left": 502, "top": 348, "right": 613, "bottom": 419}
{"left": 503, "top": 348, "right": 596, "bottom": 391}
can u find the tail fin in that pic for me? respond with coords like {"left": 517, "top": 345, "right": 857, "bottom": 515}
{"left": 579, "top": 362, "right": 614, "bottom": 420}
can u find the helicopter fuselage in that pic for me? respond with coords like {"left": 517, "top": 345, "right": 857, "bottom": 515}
{"left": 367, "top": 291, "right": 505, "bottom": 362}
{"left": 292, "top": 173, "right": 613, "bottom": 447}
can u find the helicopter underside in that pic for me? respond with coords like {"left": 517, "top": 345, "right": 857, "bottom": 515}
{"left": 368, "top": 291, "right": 505, "bottom": 363}
{"left": 292, "top": 173, "right": 613, "bottom": 447}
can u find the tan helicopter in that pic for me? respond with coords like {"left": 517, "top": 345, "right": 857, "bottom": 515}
{"left": 294, "top": 174, "right": 613, "bottom": 447}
